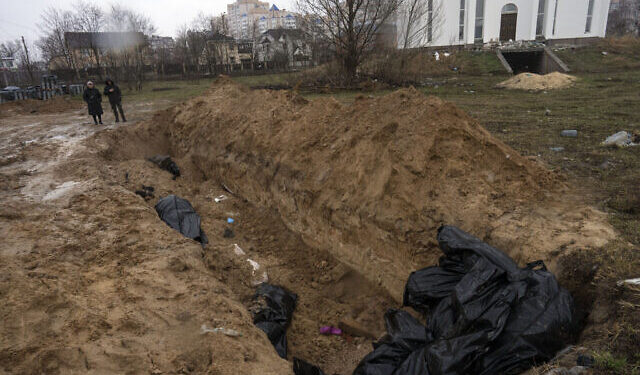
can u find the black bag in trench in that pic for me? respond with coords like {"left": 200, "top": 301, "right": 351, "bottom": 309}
{"left": 354, "top": 225, "right": 574, "bottom": 375}
{"left": 154, "top": 195, "right": 208, "bottom": 245}
{"left": 251, "top": 283, "right": 297, "bottom": 359}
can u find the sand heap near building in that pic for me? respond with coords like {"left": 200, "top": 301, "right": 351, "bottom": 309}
{"left": 103, "top": 78, "right": 612, "bottom": 299}
{"left": 497, "top": 72, "right": 577, "bottom": 90}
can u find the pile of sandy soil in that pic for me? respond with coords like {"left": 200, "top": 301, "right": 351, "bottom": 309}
{"left": 497, "top": 72, "right": 577, "bottom": 90}
{"left": 102, "top": 78, "right": 613, "bottom": 300}
{"left": 0, "top": 97, "right": 82, "bottom": 118}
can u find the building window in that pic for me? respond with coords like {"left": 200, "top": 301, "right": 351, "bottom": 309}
{"left": 552, "top": 0, "right": 559, "bottom": 35}
{"left": 474, "top": 0, "right": 484, "bottom": 43}
{"left": 585, "top": 0, "right": 595, "bottom": 32}
{"left": 459, "top": 0, "right": 466, "bottom": 41}
{"left": 536, "top": 0, "right": 546, "bottom": 37}
{"left": 427, "top": 0, "right": 434, "bottom": 42}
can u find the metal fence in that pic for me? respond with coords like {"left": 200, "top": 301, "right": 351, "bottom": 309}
{"left": 0, "top": 75, "right": 84, "bottom": 104}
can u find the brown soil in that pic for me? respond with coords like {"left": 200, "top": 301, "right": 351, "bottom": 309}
{"left": 497, "top": 72, "right": 578, "bottom": 91}
{"left": 0, "top": 97, "right": 83, "bottom": 118}
{"left": 0, "top": 79, "right": 617, "bottom": 374}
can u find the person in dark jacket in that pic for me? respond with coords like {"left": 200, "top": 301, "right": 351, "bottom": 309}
{"left": 104, "top": 78, "right": 126, "bottom": 122}
{"left": 82, "top": 81, "right": 103, "bottom": 125}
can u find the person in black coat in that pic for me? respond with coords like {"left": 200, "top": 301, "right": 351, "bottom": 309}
{"left": 82, "top": 81, "right": 103, "bottom": 125}
{"left": 104, "top": 78, "right": 126, "bottom": 122}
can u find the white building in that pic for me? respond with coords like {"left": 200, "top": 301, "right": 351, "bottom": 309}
{"left": 258, "top": 5, "right": 298, "bottom": 33}
{"left": 400, "top": 0, "right": 612, "bottom": 48}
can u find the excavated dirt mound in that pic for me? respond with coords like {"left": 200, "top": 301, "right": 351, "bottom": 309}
{"left": 0, "top": 97, "right": 82, "bottom": 118}
{"left": 0, "top": 80, "right": 616, "bottom": 374}
{"left": 99, "top": 79, "right": 614, "bottom": 300}
{"left": 497, "top": 72, "right": 577, "bottom": 90}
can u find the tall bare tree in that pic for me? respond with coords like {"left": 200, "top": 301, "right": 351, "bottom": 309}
{"left": 37, "top": 6, "right": 81, "bottom": 79}
{"left": 607, "top": 0, "right": 640, "bottom": 36}
{"left": 297, "top": 0, "right": 403, "bottom": 80}
{"left": 398, "top": 0, "right": 443, "bottom": 49}
{"left": 105, "top": 4, "right": 156, "bottom": 90}
{"left": 73, "top": 1, "right": 106, "bottom": 79}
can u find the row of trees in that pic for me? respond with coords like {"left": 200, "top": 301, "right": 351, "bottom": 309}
{"left": 36, "top": 1, "right": 156, "bottom": 88}
{"left": 2, "top": 0, "right": 442, "bottom": 86}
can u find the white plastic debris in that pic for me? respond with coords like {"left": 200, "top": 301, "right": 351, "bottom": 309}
{"left": 200, "top": 324, "right": 242, "bottom": 337}
{"left": 247, "top": 259, "right": 269, "bottom": 285}
{"left": 443, "top": 52, "right": 451, "bottom": 57}
{"left": 233, "top": 244, "right": 246, "bottom": 256}
{"left": 602, "top": 131, "right": 637, "bottom": 147}
{"left": 617, "top": 278, "right": 640, "bottom": 287}
{"left": 434, "top": 51, "right": 440, "bottom": 61}
{"left": 214, "top": 195, "right": 228, "bottom": 203}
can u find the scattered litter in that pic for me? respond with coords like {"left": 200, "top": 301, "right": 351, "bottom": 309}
{"left": 602, "top": 131, "right": 638, "bottom": 147}
{"left": 247, "top": 259, "right": 269, "bottom": 285}
{"left": 147, "top": 155, "right": 181, "bottom": 179}
{"left": 227, "top": 217, "right": 235, "bottom": 224}
{"left": 233, "top": 244, "right": 246, "bottom": 256}
{"left": 443, "top": 52, "right": 450, "bottom": 57}
{"left": 319, "top": 326, "right": 342, "bottom": 336}
{"left": 223, "top": 228, "right": 234, "bottom": 238}
{"left": 293, "top": 358, "right": 325, "bottom": 375}
{"left": 434, "top": 51, "right": 440, "bottom": 61}
{"left": 155, "top": 195, "right": 208, "bottom": 245}
{"left": 200, "top": 324, "right": 242, "bottom": 337}
{"left": 545, "top": 109, "right": 552, "bottom": 116}
{"left": 550, "top": 147, "right": 565, "bottom": 152}
{"left": 214, "top": 194, "right": 228, "bottom": 203}
{"left": 354, "top": 226, "right": 574, "bottom": 375}
{"left": 251, "top": 283, "right": 297, "bottom": 358}
{"left": 561, "top": 130, "right": 578, "bottom": 138}
{"left": 601, "top": 51, "right": 608, "bottom": 56}
{"left": 222, "top": 183, "right": 234, "bottom": 195}
{"left": 616, "top": 277, "right": 640, "bottom": 287}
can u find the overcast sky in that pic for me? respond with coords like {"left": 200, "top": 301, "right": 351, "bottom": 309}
{"left": 0, "top": 0, "right": 296, "bottom": 46}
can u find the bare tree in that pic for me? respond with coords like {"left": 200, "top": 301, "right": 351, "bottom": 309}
{"left": 105, "top": 4, "right": 156, "bottom": 90}
{"left": 0, "top": 42, "right": 20, "bottom": 59}
{"left": 607, "top": 0, "right": 640, "bottom": 36}
{"left": 73, "top": 1, "right": 106, "bottom": 79}
{"left": 174, "top": 25, "right": 192, "bottom": 77}
{"left": 0, "top": 41, "right": 20, "bottom": 86}
{"left": 37, "top": 6, "right": 81, "bottom": 79}
{"left": 297, "top": 0, "right": 403, "bottom": 81}
{"left": 398, "top": 0, "right": 443, "bottom": 49}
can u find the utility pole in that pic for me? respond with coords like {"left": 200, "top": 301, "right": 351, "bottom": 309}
{"left": 21, "top": 36, "right": 35, "bottom": 84}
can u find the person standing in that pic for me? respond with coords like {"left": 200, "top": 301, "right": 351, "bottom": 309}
{"left": 104, "top": 78, "right": 126, "bottom": 122}
{"left": 82, "top": 81, "right": 103, "bottom": 125}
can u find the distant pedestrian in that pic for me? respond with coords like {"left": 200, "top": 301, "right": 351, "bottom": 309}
{"left": 82, "top": 80, "right": 103, "bottom": 125}
{"left": 104, "top": 78, "right": 126, "bottom": 122}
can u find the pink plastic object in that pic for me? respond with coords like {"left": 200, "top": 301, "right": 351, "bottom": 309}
{"left": 319, "top": 326, "right": 342, "bottom": 336}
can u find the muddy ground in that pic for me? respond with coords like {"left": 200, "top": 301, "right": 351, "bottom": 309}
{"left": 0, "top": 81, "right": 634, "bottom": 375}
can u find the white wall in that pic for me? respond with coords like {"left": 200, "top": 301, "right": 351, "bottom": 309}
{"left": 405, "top": 0, "right": 611, "bottom": 48}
